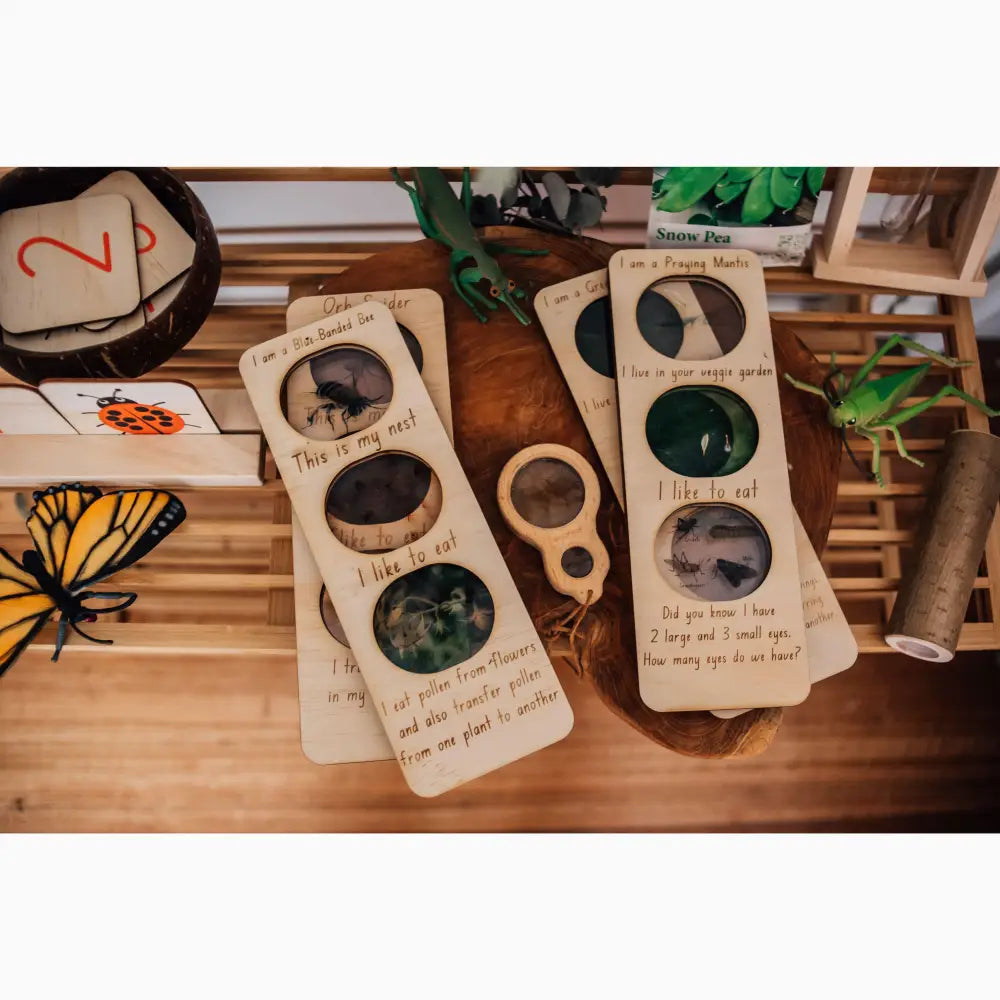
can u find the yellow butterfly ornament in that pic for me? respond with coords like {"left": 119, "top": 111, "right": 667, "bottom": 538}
{"left": 0, "top": 483, "right": 186, "bottom": 676}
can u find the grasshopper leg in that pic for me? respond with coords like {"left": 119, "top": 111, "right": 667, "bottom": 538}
{"left": 853, "top": 426, "right": 884, "bottom": 487}
{"left": 884, "top": 385, "right": 1000, "bottom": 425}
{"left": 849, "top": 334, "right": 971, "bottom": 391}
{"left": 872, "top": 420, "right": 925, "bottom": 468}
{"left": 783, "top": 373, "right": 827, "bottom": 398}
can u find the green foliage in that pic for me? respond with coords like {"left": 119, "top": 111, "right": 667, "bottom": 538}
{"left": 655, "top": 166, "right": 827, "bottom": 228}
{"left": 470, "top": 168, "right": 620, "bottom": 235}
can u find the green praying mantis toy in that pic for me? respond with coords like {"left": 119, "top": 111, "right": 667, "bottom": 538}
{"left": 391, "top": 167, "right": 546, "bottom": 325}
{"left": 784, "top": 334, "right": 999, "bottom": 488}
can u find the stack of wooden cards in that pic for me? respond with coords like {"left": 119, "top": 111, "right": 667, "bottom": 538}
{"left": 534, "top": 250, "right": 859, "bottom": 716}
{"left": 0, "top": 171, "right": 194, "bottom": 353}
{"left": 239, "top": 292, "right": 574, "bottom": 796}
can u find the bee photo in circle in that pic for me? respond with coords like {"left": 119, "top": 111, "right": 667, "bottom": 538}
{"left": 282, "top": 345, "right": 393, "bottom": 441}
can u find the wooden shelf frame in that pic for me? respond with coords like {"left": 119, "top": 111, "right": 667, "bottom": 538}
{"left": 0, "top": 166, "right": 997, "bottom": 658}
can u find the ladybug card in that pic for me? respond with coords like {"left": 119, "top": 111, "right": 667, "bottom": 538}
{"left": 78, "top": 172, "right": 195, "bottom": 299}
{"left": 38, "top": 379, "right": 220, "bottom": 435}
{"left": 0, "top": 194, "right": 141, "bottom": 334}
{"left": 0, "top": 386, "right": 78, "bottom": 434}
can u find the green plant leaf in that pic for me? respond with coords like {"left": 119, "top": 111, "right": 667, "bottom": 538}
{"left": 687, "top": 213, "right": 716, "bottom": 225}
{"left": 780, "top": 167, "right": 807, "bottom": 178}
{"left": 723, "top": 167, "right": 762, "bottom": 184}
{"left": 770, "top": 168, "right": 802, "bottom": 209}
{"left": 806, "top": 167, "right": 827, "bottom": 198}
{"left": 715, "top": 179, "right": 748, "bottom": 204}
{"left": 742, "top": 169, "right": 776, "bottom": 224}
{"left": 659, "top": 168, "right": 727, "bottom": 212}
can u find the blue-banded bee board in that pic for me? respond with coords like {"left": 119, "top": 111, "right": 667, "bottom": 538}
{"left": 285, "top": 288, "right": 453, "bottom": 766}
{"left": 536, "top": 266, "right": 857, "bottom": 711}
{"left": 240, "top": 301, "right": 573, "bottom": 797}
{"left": 609, "top": 249, "right": 810, "bottom": 712}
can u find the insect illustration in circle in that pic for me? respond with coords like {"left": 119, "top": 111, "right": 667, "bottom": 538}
{"left": 713, "top": 557, "right": 758, "bottom": 588}
{"left": 305, "top": 361, "right": 390, "bottom": 436}
{"left": 78, "top": 388, "right": 197, "bottom": 435}
{"left": 674, "top": 515, "right": 699, "bottom": 540}
{"left": 668, "top": 551, "right": 705, "bottom": 579}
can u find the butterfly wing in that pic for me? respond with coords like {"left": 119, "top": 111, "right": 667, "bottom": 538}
{"left": 0, "top": 548, "right": 56, "bottom": 677}
{"left": 26, "top": 484, "right": 104, "bottom": 582}
{"left": 57, "top": 489, "right": 186, "bottom": 592}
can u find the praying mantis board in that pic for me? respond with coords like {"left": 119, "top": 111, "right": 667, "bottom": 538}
{"left": 286, "top": 288, "right": 452, "bottom": 765}
{"left": 610, "top": 249, "right": 810, "bottom": 712}
{"left": 241, "top": 302, "right": 573, "bottom": 796}
{"left": 537, "top": 266, "right": 857, "bottom": 710}
{"left": 0, "top": 194, "right": 141, "bottom": 333}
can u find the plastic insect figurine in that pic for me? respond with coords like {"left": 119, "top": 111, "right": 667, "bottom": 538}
{"left": 784, "top": 335, "right": 1000, "bottom": 488}
{"left": 78, "top": 388, "right": 194, "bottom": 435}
{"left": 390, "top": 167, "right": 547, "bottom": 325}
{"left": 0, "top": 484, "right": 186, "bottom": 675}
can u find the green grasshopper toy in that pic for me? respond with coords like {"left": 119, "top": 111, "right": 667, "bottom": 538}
{"left": 784, "top": 334, "right": 999, "bottom": 488}
{"left": 391, "top": 167, "right": 546, "bottom": 325}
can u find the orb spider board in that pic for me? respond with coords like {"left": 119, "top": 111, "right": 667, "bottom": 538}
{"left": 609, "top": 249, "right": 810, "bottom": 712}
{"left": 286, "top": 288, "right": 452, "bottom": 765}
{"left": 536, "top": 267, "right": 857, "bottom": 710}
{"left": 240, "top": 302, "right": 572, "bottom": 797}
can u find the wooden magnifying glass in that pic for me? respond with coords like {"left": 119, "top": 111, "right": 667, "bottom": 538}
{"left": 497, "top": 443, "right": 610, "bottom": 605}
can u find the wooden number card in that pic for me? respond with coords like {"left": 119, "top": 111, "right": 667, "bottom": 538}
{"left": 0, "top": 194, "right": 141, "bottom": 333}
{"left": 285, "top": 288, "right": 453, "bottom": 765}
{"left": 0, "top": 386, "right": 77, "bottom": 434}
{"left": 78, "top": 171, "right": 195, "bottom": 299}
{"left": 240, "top": 302, "right": 573, "bottom": 796}
{"left": 535, "top": 269, "right": 624, "bottom": 508}
{"left": 713, "top": 516, "right": 858, "bottom": 718}
{"left": 39, "top": 380, "right": 220, "bottom": 436}
{"left": 610, "top": 249, "right": 810, "bottom": 712}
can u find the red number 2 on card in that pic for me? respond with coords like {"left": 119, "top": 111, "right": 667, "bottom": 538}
{"left": 17, "top": 223, "right": 157, "bottom": 278}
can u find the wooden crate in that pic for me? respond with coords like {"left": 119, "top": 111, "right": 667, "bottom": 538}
{"left": 0, "top": 167, "right": 997, "bottom": 659}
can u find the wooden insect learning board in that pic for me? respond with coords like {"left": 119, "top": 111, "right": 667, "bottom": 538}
{"left": 240, "top": 302, "right": 573, "bottom": 796}
{"left": 285, "top": 288, "right": 453, "bottom": 765}
{"left": 609, "top": 249, "right": 809, "bottom": 712}
{"left": 535, "top": 270, "right": 624, "bottom": 508}
{"left": 536, "top": 266, "right": 856, "bottom": 709}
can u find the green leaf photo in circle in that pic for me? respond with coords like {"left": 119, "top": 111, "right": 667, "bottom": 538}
{"left": 659, "top": 167, "right": 727, "bottom": 212}
{"left": 780, "top": 167, "right": 807, "bottom": 178}
{"left": 770, "top": 168, "right": 803, "bottom": 210}
{"left": 741, "top": 169, "right": 776, "bottom": 223}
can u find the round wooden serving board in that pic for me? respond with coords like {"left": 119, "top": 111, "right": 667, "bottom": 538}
{"left": 305, "top": 227, "right": 840, "bottom": 758}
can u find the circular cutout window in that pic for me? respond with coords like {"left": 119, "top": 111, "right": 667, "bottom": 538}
{"left": 373, "top": 563, "right": 495, "bottom": 674}
{"left": 636, "top": 276, "right": 746, "bottom": 360}
{"left": 319, "top": 586, "right": 351, "bottom": 648}
{"left": 325, "top": 452, "right": 442, "bottom": 553}
{"left": 654, "top": 503, "right": 771, "bottom": 601}
{"left": 646, "top": 386, "right": 759, "bottom": 477}
{"left": 510, "top": 457, "right": 586, "bottom": 529}
{"left": 574, "top": 296, "right": 615, "bottom": 378}
{"left": 561, "top": 546, "right": 594, "bottom": 578}
{"left": 398, "top": 323, "right": 424, "bottom": 373}
{"left": 282, "top": 344, "right": 392, "bottom": 441}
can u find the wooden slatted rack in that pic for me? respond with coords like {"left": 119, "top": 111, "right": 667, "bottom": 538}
{"left": 0, "top": 167, "right": 997, "bottom": 657}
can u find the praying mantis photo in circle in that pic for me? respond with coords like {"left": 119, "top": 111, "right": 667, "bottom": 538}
{"left": 783, "top": 334, "right": 1000, "bottom": 488}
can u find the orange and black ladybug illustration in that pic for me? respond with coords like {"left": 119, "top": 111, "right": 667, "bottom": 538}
{"left": 78, "top": 388, "right": 198, "bottom": 435}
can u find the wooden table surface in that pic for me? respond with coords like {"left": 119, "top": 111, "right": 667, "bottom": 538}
{"left": 3, "top": 645, "right": 999, "bottom": 832}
